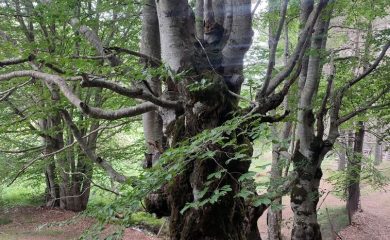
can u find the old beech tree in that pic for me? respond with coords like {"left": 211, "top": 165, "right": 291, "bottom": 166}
{"left": 1, "top": 0, "right": 389, "bottom": 239}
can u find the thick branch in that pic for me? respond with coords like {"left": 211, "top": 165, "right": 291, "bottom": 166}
{"left": 82, "top": 102, "right": 156, "bottom": 120}
{"left": 0, "top": 55, "right": 33, "bottom": 67}
{"left": 316, "top": 54, "right": 335, "bottom": 137}
{"left": 0, "top": 70, "right": 156, "bottom": 120}
{"left": 80, "top": 76, "right": 182, "bottom": 110}
{"left": 70, "top": 18, "right": 121, "bottom": 67}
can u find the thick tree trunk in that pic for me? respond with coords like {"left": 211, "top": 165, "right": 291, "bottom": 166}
{"left": 149, "top": 1, "right": 255, "bottom": 239}
{"left": 347, "top": 121, "right": 364, "bottom": 223}
{"left": 290, "top": 150, "right": 323, "bottom": 240}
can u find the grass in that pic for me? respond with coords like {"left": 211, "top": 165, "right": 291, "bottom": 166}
{"left": 1, "top": 182, "right": 44, "bottom": 208}
{"left": 0, "top": 217, "right": 12, "bottom": 226}
{"left": 318, "top": 207, "right": 349, "bottom": 240}
{"left": 130, "top": 212, "right": 164, "bottom": 233}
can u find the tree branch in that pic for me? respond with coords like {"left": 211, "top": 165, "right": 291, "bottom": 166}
{"left": 60, "top": 109, "right": 128, "bottom": 183}
{"left": 0, "top": 55, "right": 34, "bottom": 67}
{"left": 106, "top": 46, "right": 162, "bottom": 66}
{"left": 316, "top": 53, "right": 335, "bottom": 137}
{"left": 70, "top": 18, "right": 121, "bottom": 67}
{"left": 80, "top": 75, "right": 182, "bottom": 110}
{"left": 260, "top": 0, "right": 289, "bottom": 96}
{"left": 338, "top": 85, "right": 390, "bottom": 124}
{"left": 0, "top": 70, "right": 157, "bottom": 120}
{"left": 261, "top": 0, "right": 329, "bottom": 97}
{"left": 340, "top": 40, "right": 390, "bottom": 95}
{"left": 82, "top": 102, "right": 157, "bottom": 120}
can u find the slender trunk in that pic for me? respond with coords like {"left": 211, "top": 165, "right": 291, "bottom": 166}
{"left": 268, "top": 122, "right": 292, "bottom": 240}
{"left": 347, "top": 121, "right": 364, "bottom": 223}
{"left": 292, "top": 2, "right": 332, "bottom": 238}
{"left": 267, "top": 150, "right": 283, "bottom": 240}
{"left": 337, "top": 131, "right": 347, "bottom": 170}
{"left": 267, "top": 2, "right": 291, "bottom": 237}
{"left": 374, "top": 140, "right": 383, "bottom": 165}
{"left": 374, "top": 123, "right": 383, "bottom": 165}
{"left": 45, "top": 160, "right": 60, "bottom": 207}
{"left": 39, "top": 118, "right": 60, "bottom": 208}
{"left": 141, "top": 0, "right": 163, "bottom": 168}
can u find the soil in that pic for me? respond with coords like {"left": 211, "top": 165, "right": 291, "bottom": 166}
{"left": 338, "top": 186, "right": 390, "bottom": 240}
{"left": 0, "top": 207, "right": 159, "bottom": 240}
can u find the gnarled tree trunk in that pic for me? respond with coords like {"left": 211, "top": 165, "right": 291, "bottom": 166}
{"left": 147, "top": 0, "right": 256, "bottom": 239}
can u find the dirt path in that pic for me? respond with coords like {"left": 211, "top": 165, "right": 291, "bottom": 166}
{"left": 0, "top": 207, "right": 159, "bottom": 240}
{"left": 338, "top": 186, "right": 390, "bottom": 240}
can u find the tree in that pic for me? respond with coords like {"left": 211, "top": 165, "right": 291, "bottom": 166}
{"left": 346, "top": 121, "right": 364, "bottom": 223}
{"left": 0, "top": 0, "right": 389, "bottom": 239}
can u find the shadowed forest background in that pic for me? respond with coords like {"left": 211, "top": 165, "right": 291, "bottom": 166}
{"left": 0, "top": 0, "right": 389, "bottom": 239}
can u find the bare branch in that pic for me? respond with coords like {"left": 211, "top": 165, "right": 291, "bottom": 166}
{"left": 70, "top": 18, "right": 121, "bottom": 67}
{"left": 251, "top": 0, "right": 262, "bottom": 16}
{"left": 0, "top": 79, "right": 33, "bottom": 101}
{"left": 0, "top": 145, "right": 43, "bottom": 154}
{"left": 82, "top": 102, "right": 157, "bottom": 120}
{"left": 7, "top": 119, "right": 131, "bottom": 186}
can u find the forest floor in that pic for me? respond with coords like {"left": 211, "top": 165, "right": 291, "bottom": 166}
{"left": 258, "top": 160, "right": 390, "bottom": 240}
{"left": 258, "top": 182, "right": 390, "bottom": 240}
{"left": 0, "top": 161, "right": 389, "bottom": 240}
{"left": 0, "top": 207, "right": 159, "bottom": 240}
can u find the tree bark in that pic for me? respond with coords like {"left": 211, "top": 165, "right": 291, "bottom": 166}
{"left": 374, "top": 123, "right": 383, "bottom": 166}
{"left": 148, "top": 1, "right": 255, "bottom": 239}
{"left": 290, "top": 146, "right": 324, "bottom": 240}
{"left": 347, "top": 121, "right": 364, "bottom": 223}
{"left": 291, "top": 2, "right": 332, "bottom": 238}
{"left": 44, "top": 152, "right": 60, "bottom": 207}
{"left": 268, "top": 121, "right": 292, "bottom": 240}
{"left": 337, "top": 131, "right": 347, "bottom": 170}
{"left": 141, "top": 0, "right": 163, "bottom": 168}
{"left": 374, "top": 139, "right": 383, "bottom": 166}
